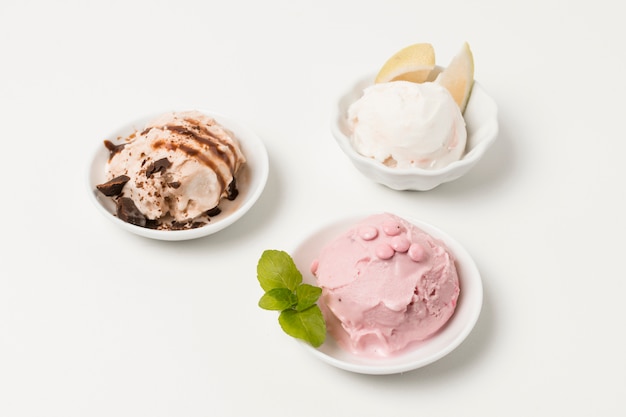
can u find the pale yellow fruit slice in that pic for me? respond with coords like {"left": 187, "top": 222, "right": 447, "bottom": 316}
{"left": 375, "top": 43, "right": 436, "bottom": 84}
{"left": 436, "top": 42, "right": 475, "bottom": 113}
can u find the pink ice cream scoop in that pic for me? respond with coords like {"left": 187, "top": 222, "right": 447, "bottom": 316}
{"left": 310, "top": 213, "right": 460, "bottom": 357}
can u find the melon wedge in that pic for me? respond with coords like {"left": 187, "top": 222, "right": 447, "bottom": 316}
{"left": 375, "top": 43, "right": 436, "bottom": 84}
{"left": 436, "top": 42, "right": 475, "bottom": 113}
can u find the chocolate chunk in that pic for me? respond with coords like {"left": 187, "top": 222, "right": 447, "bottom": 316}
{"left": 226, "top": 178, "right": 238, "bottom": 201}
{"left": 146, "top": 158, "right": 172, "bottom": 178}
{"left": 96, "top": 175, "right": 130, "bottom": 196}
{"left": 145, "top": 219, "right": 160, "bottom": 229}
{"left": 104, "top": 140, "right": 126, "bottom": 158}
{"left": 206, "top": 206, "right": 221, "bottom": 217}
{"left": 170, "top": 221, "right": 187, "bottom": 230}
{"left": 116, "top": 197, "right": 147, "bottom": 227}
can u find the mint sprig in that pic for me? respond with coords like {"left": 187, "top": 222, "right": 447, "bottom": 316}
{"left": 257, "top": 250, "right": 326, "bottom": 347}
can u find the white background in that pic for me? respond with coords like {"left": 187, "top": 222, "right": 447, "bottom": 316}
{"left": 1, "top": 0, "right": 625, "bottom": 416}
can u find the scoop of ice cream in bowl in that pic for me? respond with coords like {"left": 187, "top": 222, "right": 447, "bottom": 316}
{"left": 87, "top": 110, "right": 269, "bottom": 241}
{"left": 331, "top": 42, "right": 498, "bottom": 191}
{"left": 259, "top": 212, "right": 483, "bottom": 375}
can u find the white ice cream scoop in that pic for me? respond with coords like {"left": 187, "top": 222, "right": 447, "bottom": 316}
{"left": 347, "top": 81, "right": 467, "bottom": 170}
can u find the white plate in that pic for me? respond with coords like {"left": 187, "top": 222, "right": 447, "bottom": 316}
{"left": 87, "top": 110, "right": 269, "bottom": 241}
{"left": 290, "top": 213, "right": 483, "bottom": 375}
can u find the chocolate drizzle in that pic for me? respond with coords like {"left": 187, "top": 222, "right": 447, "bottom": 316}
{"left": 147, "top": 117, "right": 241, "bottom": 195}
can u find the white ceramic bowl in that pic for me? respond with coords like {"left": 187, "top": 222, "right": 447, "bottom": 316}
{"left": 290, "top": 213, "right": 483, "bottom": 375}
{"left": 87, "top": 110, "right": 269, "bottom": 241}
{"left": 331, "top": 74, "right": 499, "bottom": 191}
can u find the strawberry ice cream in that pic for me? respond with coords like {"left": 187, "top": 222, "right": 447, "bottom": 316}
{"left": 310, "top": 213, "right": 460, "bottom": 357}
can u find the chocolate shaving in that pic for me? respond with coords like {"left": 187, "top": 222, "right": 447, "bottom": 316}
{"left": 96, "top": 175, "right": 130, "bottom": 196}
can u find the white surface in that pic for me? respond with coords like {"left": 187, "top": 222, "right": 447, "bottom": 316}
{"left": 292, "top": 213, "right": 483, "bottom": 375}
{"left": 87, "top": 110, "right": 269, "bottom": 241}
{"left": 1, "top": 1, "right": 624, "bottom": 416}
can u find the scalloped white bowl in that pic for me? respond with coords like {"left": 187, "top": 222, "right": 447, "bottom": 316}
{"left": 331, "top": 74, "right": 498, "bottom": 191}
{"left": 87, "top": 110, "right": 269, "bottom": 241}
{"left": 290, "top": 212, "right": 483, "bottom": 375}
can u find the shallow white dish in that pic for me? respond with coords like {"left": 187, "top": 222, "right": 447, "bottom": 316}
{"left": 290, "top": 213, "right": 483, "bottom": 375}
{"left": 331, "top": 74, "right": 499, "bottom": 191}
{"left": 87, "top": 110, "right": 269, "bottom": 241}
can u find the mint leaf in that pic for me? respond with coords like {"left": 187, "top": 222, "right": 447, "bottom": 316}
{"left": 257, "top": 249, "right": 327, "bottom": 347}
{"left": 257, "top": 250, "right": 302, "bottom": 292}
{"left": 278, "top": 305, "right": 327, "bottom": 348}
{"left": 295, "top": 284, "right": 322, "bottom": 311}
{"left": 259, "top": 288, "right": 297, "bottom": 311}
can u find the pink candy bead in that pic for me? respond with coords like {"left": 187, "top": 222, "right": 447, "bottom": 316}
{"left": 382, "top": 221, "right": 402, "bottom": 236}
{"left": 408, "top": 243, "right": 426, "bottom": 262}
{"left": 391, "top": 236, "right": 410, "bottom": 252}
{"left": 359, "top": 226, "right": 379, "bottom": 241}
{"left": 376, "top": 243, "right": 395, "bottom": 260}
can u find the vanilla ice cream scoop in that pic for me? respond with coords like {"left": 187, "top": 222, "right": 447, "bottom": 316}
{"left": 347, "top": 81, "right": 467, "bottom": 169}
{"left": 97, "top": 110, "right": 246, "bottom": 229}
{"left": 310, "top": 213, "right": 460, "bottom": 357}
